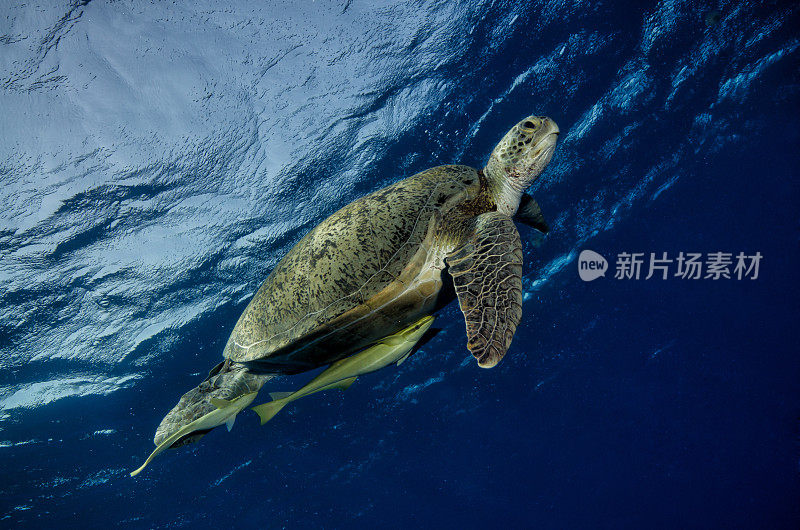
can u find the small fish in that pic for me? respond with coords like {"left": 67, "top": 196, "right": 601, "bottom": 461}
{"left": 130, "top": 391, "right": 258, "bottom": 477}
{"left": 252, "top": 315, "right": 435, "bottom": 425}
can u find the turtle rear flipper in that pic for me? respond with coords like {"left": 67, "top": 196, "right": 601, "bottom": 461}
{"left": 131, "top": 390, "right": 259, "bottom": 477}
{"left": 153, "top": 363, "right": 272, "bottom": 446}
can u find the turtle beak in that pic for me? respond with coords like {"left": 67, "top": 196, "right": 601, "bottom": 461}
{"left": 543, "top": 117, "right": 559, "bottom": 137}
{"left": 531, "top": 118, "right": 559, "bottom": 160}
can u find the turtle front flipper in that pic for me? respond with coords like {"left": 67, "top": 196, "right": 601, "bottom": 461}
{"left": 514, "top": 193, "right": 549, "bottom": 234}
{"left": 446, "top": 212, "right": 523, "bottom": 368}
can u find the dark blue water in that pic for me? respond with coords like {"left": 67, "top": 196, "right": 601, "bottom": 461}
{"left": 1, "top": 1, "right": 798, "bottom": 528}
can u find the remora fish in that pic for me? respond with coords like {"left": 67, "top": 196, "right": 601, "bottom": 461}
{"left": 252, "top": 315, "right": 435, "bottom": 425}
{"left": 130, "top": 391, "right": 258, "bottom": 477}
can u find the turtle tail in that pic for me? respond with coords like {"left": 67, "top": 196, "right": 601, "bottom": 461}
{"left": 153, "top": 360, "right": 273, "bottom": 447}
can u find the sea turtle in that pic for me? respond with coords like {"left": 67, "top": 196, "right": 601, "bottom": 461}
{"left": 152, "top": 114, "right": 559, "bottom": 449}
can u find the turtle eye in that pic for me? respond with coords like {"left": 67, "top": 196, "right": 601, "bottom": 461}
{"left": 521, "top": 118, "right": 541, "bottom": 132}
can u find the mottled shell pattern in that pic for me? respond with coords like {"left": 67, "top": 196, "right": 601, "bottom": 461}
{"left": 223, "top": 165, "right": 489, "bottom": 372}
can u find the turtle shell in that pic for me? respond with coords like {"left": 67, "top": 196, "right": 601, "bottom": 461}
{"left": 222, "top": 164, "right": 481, "bottom": 371}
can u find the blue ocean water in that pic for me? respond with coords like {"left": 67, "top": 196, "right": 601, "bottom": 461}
{"left": 1, "top": 0, "right": 798, "bottom": 527}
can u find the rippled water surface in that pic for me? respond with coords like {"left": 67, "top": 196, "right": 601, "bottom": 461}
{"left": 1, "top": 1, "right": 798, "bottom": 528}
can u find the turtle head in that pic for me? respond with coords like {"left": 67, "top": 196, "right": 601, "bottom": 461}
{"left": 483, "top": 115, "right": 559, "bottom": 215}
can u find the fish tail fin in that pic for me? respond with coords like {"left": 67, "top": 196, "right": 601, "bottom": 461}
{"left": 252, "top": 399, "right": 288, "bottom": 426}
